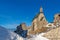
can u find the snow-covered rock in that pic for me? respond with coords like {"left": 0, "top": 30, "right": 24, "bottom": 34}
{"left": 26, "top": 33, "right": 49, "bottom": 40}
{"left": 0, "top": 26, "right": 24, "bottom": 40}
{"left": 34, "top": 33, "right": 49, "bottom": 40}
{"left": 0, "top": 26, "right": 49, "bottom": 40}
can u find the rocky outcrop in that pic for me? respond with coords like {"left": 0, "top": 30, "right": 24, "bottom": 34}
{"left": 29, "top": 27, "right": 48, "bottom": 35}
{"left": 20, "top": 23, "right": 27, "bottom": 30}
{"left": 28, "top": 7, "right": 48, "bottom": 35}
{"left": 54, "top": 13, "right": 60, "bottom": 27}
{"left": 43, "top": 27, "right": 60, "bottom": 40}
{"left": 14, "top": 23, "right": 27, "bottom": 38}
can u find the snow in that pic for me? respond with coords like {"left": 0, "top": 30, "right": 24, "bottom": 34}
{"left": 0, "top": 26, "right": 24, "bottom": 40}
{"left": 26, "top": 33, "right": 49, "bottom": 40}
{"left": 34, "top": 33, "right": 49, "bottom": 40}
{"left": 0, "top": 26, "right": 49, "bottom": 40}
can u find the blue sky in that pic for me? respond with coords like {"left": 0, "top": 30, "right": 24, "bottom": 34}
{"left": 0, "top": 0, "right": 60, "bottom": 29}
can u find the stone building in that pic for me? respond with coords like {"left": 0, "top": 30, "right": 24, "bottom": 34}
{"left": 54, "top": 13, "right": 60, "bottom": 27}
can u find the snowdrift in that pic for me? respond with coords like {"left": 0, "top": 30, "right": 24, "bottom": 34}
{"left": 0, "top": 26, "right": 24, "bottom": 40}
{"left": 0, "top": 26, "right": 49, "bottom": 40}
{"left": 27, "top": 33, "right": 49, "bottom": 40}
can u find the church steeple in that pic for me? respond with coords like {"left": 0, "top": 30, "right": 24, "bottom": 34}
{"left": 40, "top": 6, "right": 43, "bottom": 13}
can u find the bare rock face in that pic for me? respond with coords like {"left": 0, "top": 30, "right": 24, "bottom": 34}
{"left": 14, "top": 23, "right": 28, "bottom": 38}
{"left": 29, "top": 7, "right": 48, "bottom": 34}
{"left": 32, "top": 7, "right": 48, "bottom": 30}
{"left": 54, "top": 13, "right": 60, "bottom": 27}
{"left": 20, "top": 23, "right": 27, "bottom": 30}
{"left": 29, "top": 27, "right": 48, "bottom": 35}
{"left": 43, "top": 27, "right": 60, "bottom": 40}
{"left": 43, "top": 13, "right": 60, "bottom": 40}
